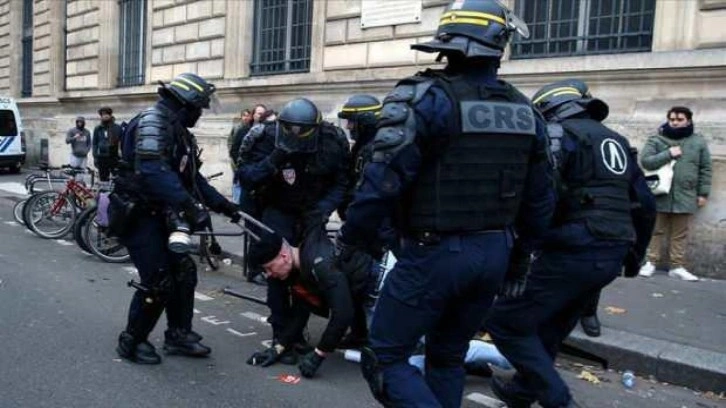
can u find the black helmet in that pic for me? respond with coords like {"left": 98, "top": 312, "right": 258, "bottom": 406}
{"left": 532, "top": 79, "right": 609, "bottom": 122}
{"left": 412, "top": 0, "right": 529, "bottom": 58}
{"left": 276, "top": 98, "right": 322, "bottom": 153}
{"left": 338, "top": 94, "right": 381, "bottom": 126}
{"left": 161, "top": 73, "right": 216, "bottom": 110}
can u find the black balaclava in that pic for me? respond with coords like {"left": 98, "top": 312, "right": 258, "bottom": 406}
{"left": 660, "top": 122, "right": 694, "bottom": 140}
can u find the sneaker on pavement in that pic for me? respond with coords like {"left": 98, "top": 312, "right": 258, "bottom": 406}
{"left": 668, "top": 267, "right": 699, "bottom": 281}
{"left": 638, "top": 261, "right": 655, "bottom": 277}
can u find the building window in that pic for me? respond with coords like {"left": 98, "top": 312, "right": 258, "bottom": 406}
{"left": 118, "top": 0, "right": 147, "bottom": 87}
{"left": 21, "top": 0, "right": 33, "bottom": 97}
{"left": 511, "top": 0, "right": 656, "bottom": 59}
{"left": 251, "top": 0, "right": 313, "bottom": 75}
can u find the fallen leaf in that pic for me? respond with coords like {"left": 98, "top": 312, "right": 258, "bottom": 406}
{"left": 577, "top": 370, "right": 601, "bottom": 384}
{"left": 605, "top": 306, "right": 627, "bottom": 315}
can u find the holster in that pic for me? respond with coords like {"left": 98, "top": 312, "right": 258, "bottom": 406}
{"left": 108, "top": 191, "right": 139, "bottom": 237}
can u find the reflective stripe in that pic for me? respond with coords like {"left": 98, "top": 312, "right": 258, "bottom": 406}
{"left": 533, "top": 86, "right": 581, "bottom": 105}
{"left": 176, "top": 75, "right": 205, "bottom": 92}
{"left": 341, "top": 104, "right": 382, "bottom": 113}
{"left": 170, "top": 81, "right": 190, "bottom": 91}
{"left": 439, "top": 10, "right": 506, "bottom": 26}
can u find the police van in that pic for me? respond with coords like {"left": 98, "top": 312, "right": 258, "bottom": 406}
{"left": 0, "top": 96, "right": 26, "bottom": 173}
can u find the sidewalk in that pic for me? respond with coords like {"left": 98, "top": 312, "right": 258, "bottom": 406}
{"left": 209, "top": 214, "right": 726, "bottom": 393}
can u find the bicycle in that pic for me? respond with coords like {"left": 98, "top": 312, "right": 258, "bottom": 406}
{"left": 195, "top": 171, "right": 224, "bottom": 271}
{"left": 25, "top": 167, "right": 97, "bottom": 239}
{"left": 13, "top": 165, "right": 71, "bottom": 225}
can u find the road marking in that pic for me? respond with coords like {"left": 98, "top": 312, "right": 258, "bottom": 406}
{"left": 194, "top": 292, "right": 214, "bottom": 301}
{"left": 54, "top": 239, "right": 74, "bottom": 246}
{"left": 3, "top": 221, "right": 19, "bottom": 226}
{"left": 226, "top": 328, "right": 257, "bottom": 337}
{"left": 201, "top": 315, "right": 230, "bottom": 325}
{"left": 122, "top": 266, "right": 138, "bottom": 276}
{"left": 0, "top": 182, "right": 28, "bottom": 196}
{"left": 465, "top": 393, "right": 505, "bottom": 407}
{"left": 193, "top": 309, "right": 201, "bottom": 314}
{"left": 240, "top": 311, "right": 270, "bottom": 325}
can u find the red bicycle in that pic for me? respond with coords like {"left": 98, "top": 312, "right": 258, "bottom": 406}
{"left": 24, "top": 167, "right": 97, "bottom": 239}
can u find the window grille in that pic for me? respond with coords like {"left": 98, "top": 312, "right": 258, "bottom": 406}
{"left": 251, "top": 0, "right": 313, "bottom": 75}
{"left": 511, "top": 0, "right": 656, "bottom": 59}
{"left": 21, "top": 0, "right": 33, "bottom": 97}
{"left": 118, "top": 0, "right": 147, "bottom": 87}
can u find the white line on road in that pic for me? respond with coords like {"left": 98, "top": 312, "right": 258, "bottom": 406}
{"left": 200, "top": 316, "right": 230, "bottom": 325}
{"left": 226, "top": 328, "right": 257, "bottom": 337}
{"left": 0, "top": 182, "right": 28, "bottom": 196}
{"left": 3, "top": 221, "right": 19, "bottom": 226}
{"left": 465, "top": 393, "right": 505, "bottom": 407}
{"left": 194, "top": 292, "right": 214, "bottom": 301}
{"left": 54, "top": 239, "right": 74, "bottom": 246}
{"left": 240, "top": 311, "right": 270, "bottom": 325}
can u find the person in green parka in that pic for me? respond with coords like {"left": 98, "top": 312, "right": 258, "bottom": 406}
{"left": 639, "top": 106, "right": 711, "bottom": 281}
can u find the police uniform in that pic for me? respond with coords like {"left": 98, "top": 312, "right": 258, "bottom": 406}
{"left": 486, "top": 80, "right": 656, "bottom": 408}
{"left": 236, "top": 98, "right": 351, "bottom": 349}
{"left": 338, "top": 2, "right": 555, "bottom": 406}
{"left": 113, "top": 73, "right": 240, "bottom": 364}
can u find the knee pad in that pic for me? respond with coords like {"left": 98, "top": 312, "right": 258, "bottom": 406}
{"left": 176, "top": 256, "right": 198, "bottom": 288}
{"left": 360, "top": 347, "right": 391, "bottom": 406}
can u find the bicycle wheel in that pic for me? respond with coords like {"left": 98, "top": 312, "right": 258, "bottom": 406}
{"left": 84, "top": 211, "right": 130, "bottom": 263}
{"left": 27, "top": 191, "right": 77, "bottom": 239}
{"left": 73, "top": 206, "right": 96, "bottom": 254}
{"left": 199, "top": 235, "right": 221, "bottom": 270}
{"left": 22, "top": 192, "right": 46, "bottom": 231}
{"left": 13, "top": 198, "right": 28, "bottom": 225}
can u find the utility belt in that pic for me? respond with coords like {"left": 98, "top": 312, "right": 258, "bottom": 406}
{"left": 405, "top": 229, "right": 507, "bottom": 246}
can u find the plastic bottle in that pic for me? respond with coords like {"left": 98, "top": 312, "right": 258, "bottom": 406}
{"left": 622, "top": 370, "right": 635, "bottom": 388}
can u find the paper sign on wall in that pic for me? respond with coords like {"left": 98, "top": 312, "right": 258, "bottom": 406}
{"left": 361, "top": 0, "right": 423, "bottom": 29}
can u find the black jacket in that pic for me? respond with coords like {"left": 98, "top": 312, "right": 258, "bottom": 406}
{"left": 92, "top": 121, "right": 122, "bottom": 159}
{"left": 278, "top": 226, "right": 373, "bottom": 353}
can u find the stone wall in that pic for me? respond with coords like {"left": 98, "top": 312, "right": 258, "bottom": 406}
{"left": 150, "top": 0, "right": 226, "bottom": 81}
{"left": 0, "top": 0, "right": 12, "bottom": 94}
{"left": 65, "top": 0, "right": 100, "bottom": 90}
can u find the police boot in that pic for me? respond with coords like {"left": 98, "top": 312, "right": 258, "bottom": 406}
{"left": 580, "top": 314, "right": 601, "bottom": 337}
{"left": 116, "top": 331, "right": 161, "bottom": 365}
{"left": 490, "top": 376, "right": 534, "bottom": 408}
{"left": 163, "top": 328, "right": 211, "bottom": 357}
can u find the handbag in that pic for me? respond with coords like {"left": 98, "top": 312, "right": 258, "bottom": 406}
{"left": 644, "top": 160, "right": 675, "bottom": 195}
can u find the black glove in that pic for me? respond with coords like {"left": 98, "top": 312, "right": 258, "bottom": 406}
{"left": 218, "top": 200, "right": 241, "bottom": 223}
{"left": 499, "top": 246, "right": 533, "bottom": 299}
{"left": 298, "top": 350, "right": 325, "bottom": 378}
{"left": 180, "top": 199, "right": 210, "bottom": 231}
{"left": 246, "top": 347, "right": 279, "bottom": 367}
{"left": 622, "top": 248, "right": 641, "bottom": 278}
{"left": 268, "top": 148, "right": 291, "bottom": 168}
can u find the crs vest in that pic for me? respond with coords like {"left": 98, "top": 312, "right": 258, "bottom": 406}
{"left": 557, "top": 118, "right": 635, "bottom": 241}
{"left": 407, "top": 75, "right": 537, "bottom": 233}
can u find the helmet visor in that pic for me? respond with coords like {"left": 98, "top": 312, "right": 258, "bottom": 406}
{"left": 276, "top": 123, "right": 318, "bottom": 153}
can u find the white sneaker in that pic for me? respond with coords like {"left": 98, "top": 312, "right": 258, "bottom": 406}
{"left": 668, "top": 267, "right": 699, "bottom": 282}
{"left": 639, "top": 261, "right": 655, "bottom": 277}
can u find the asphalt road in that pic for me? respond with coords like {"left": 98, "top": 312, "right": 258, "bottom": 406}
{"left": 0, "top": 169, "right": 723, "bottom": 408}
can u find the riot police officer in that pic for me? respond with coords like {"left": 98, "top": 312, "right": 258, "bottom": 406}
{"left": 487, "top": 80, "right": 656, "bottom": 407}
{"left": 336, "top": 1, "right": 555, "bottom": 406}
{"left": 112, "top": 73, "right": 240, "bottom": 364}
{"left": 236, "top": 98, "right": 350, "bottom": 363}
{"left": 336, "top": 94, "right": 381, "bottom": 220}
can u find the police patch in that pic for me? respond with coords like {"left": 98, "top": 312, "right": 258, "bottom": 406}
{"left": 600, "top": 138, "right": 628, "bottom": 175}
{"left": 282, "top": 168, "right": 296, "bottom": 185}
{"left": 460, "top": 101, "right": 536, "bottom": 135}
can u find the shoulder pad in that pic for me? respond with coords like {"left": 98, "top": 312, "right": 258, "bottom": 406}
{"left": 384, "top": 77, "right": 434, "bottom": 105}
{"left": 136, "top": 107, "right": 172, "bottom": 160}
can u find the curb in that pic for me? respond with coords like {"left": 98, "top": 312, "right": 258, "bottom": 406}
{"left": 565, "top": 328, "right": 726, "bottom": 392}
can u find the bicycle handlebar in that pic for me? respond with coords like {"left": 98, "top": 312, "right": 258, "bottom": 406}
{"left": 193, "top": 210, "right": 274, "bottom": 240}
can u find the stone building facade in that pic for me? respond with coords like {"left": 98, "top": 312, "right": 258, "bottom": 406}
{"left": 0, "top": 0, "right": 725, "bottom": 276}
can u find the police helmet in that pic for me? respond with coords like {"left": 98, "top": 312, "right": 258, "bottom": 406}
{"left": 532, "top": 79, "right": 609, "bottom": 122}
{"left": 276, "top": 98, "right": 321, "bottom": 153}
{"left": 412, "top": 0, "right": 529, "bottom": 58}
{"left": 337, "top": 94, "right": 381, "bottom": 126}
{"left": 161, "top": 73, "right": 217, "bottom": 110}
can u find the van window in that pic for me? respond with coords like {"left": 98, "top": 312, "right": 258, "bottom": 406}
{"left": 0, "top": 110, "right": 18, "bottom": 136}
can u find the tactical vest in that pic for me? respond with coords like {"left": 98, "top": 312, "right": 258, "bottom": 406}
{"left": 556, "top": 118, "right": 635, "bottom": 241}
{"left": 407, "top": 74, "right": 537, "bottom": 233}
